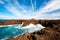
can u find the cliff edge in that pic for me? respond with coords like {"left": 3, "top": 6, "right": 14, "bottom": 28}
{"left": 7, "top": 20, "right": 60, "bottom": 40}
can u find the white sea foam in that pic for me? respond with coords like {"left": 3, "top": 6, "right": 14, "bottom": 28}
{"left": 1, "top": 37, "right": 9, "bottom": 40}
{"left": 0, "top": 23, "right": 45, "bottom": 32}
{"left": 1, "top": 39, "right": 6, "bottom": 40}
{"left": 0, "top": 24, "right": 21, "bottom": 27}
{"left": 0, "top": 25, "right": 14, "bottom": 27}
{"left": 21, "top": 23, "right": 45, "bottom": 33}
{"left": 0, "top": 23, "right": 45, "bottom": 40}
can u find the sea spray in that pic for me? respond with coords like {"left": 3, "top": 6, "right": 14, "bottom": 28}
{"left": 0, "top": 24, "right": 45, "bottom": 40}
{"left": 21, "top": 23, "right": 45, "bottom": 33}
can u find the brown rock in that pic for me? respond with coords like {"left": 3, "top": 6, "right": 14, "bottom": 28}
{"left": 7, "top": 27, "right": 60, "bottom": 40}
{"left": 0, "top": 20, "right": 60, "bottom": 40}
{"left": 22, "top": 19, "right": 39, "bottom": 26}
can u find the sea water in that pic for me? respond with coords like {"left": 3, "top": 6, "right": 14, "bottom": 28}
{"left": 0, "top": 24, "right": 45, "bottom": 40}
{"left": 0, "top": 24, "right": 25, "bottom": 40}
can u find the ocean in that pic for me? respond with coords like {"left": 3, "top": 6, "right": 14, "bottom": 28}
{"left": 0, "top": 24, "right": 45, "bottom": 40}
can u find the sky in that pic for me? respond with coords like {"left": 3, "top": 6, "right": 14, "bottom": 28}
{"left": 0, "top": 0, "right": 60, "bottom": 20}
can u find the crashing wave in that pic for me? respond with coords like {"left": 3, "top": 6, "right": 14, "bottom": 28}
{"left": 0, "top": 23, "right": 45, "bottom": 40}
{"left": 21, "top": 23, "right": 45, "bottom": 33}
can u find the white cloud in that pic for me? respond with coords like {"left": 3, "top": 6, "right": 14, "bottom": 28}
{"left": 14, "top": 0, "right": 25, "bottom": 11}
{"left": 0, "top": 0, "right": 4, "bottom": 4}
{"left": 6, "top": 6, "right": 22, "bottom": 17}
{"left": 4, "top": 0, "right": 34, "bottom": 18}
{"left": 0, "top": 0, "right": 60, "bottom": 20}
{"left": 30, "top": 0, "right": 34, "bottom": 9}
{"left": 0, "top": 14, "right": 15, "bottom": 19}
{"left": 35, "top": 0, "right": 60, "bottom": 19}
{"left": 37, "top": 0, "right": 60, "bottom": 14}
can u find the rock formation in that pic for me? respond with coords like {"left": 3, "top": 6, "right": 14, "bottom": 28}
{"left": 22, "top": 19, "right": 39, "bottom": 26}
{"left": 0, "top": 19, "right": 60, "bottom": 27}
{"left": 7, "top": 27, "right": 60, "bottom": 40}
{"left": 0, "top": 19, "right": 60, "bottom": 40}
{"left": 7, "top": 20, "right": 60, "bottom": 40}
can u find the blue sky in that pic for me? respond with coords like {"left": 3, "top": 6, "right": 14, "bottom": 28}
{"left": 0, "top": 0, "right": 60, "bottom": 20}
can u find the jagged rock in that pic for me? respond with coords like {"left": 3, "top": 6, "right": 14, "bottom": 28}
{"left": 7, "top": 27, "right": 60, "bottom": 40}
{"left": 0, "top": 20, "right": 60, "bottom": 40}
{"left": 22, "top": 19, "right": 39, "bottom": 26}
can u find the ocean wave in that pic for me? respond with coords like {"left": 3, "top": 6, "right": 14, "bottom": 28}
{"left": 21, "top": 23, "right": 45, "bottom": 33}
{"left": 0, "top": 24, "right": 45, "bottom": 40}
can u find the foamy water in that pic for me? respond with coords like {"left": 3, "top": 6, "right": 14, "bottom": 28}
{"left": 21, "top": 23, "right": 45, "bottom": 33}
{"left": 0, "top": 24, "right": 45, "bottom": 40}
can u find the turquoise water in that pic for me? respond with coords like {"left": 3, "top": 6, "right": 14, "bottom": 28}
{"left": 0, "top": 24, "right": 45, "bottom": 40}
{"left": 0, "top": 24, "right": 26, "bottom": 40}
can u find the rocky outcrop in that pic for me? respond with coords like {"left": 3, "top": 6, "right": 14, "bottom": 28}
{"left": 0, "top": 20, "right": 23, "bottom": 25}
{"left": 0, "top": 19, "right": 60, "bottom": 40}
{"left": 39, "top": 20, "right": 60, "bottom": 27}
{"left": 7, "top": 20, "right": 60, "bottom": 40}
{"left": 22, "top": 19, "right": 39, "bottom": 26}
{"left": 7, "top": 27, "right": 60, "bottom": 40}
{"left": 0, "top": 19, "right": 60, "bottom": 27}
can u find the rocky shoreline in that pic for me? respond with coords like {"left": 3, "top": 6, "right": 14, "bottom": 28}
{"left": 0, "top": 19, "right": 60, "bottom": 40}
{"left": 7, "top": 27, "right": 60, "bottom": 40}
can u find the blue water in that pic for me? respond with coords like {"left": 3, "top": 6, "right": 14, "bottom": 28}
{"left": 0, "top": 24, "right": 26, "bottom": 40}
{"left": 0, "top": 24, "right": 45, "bottom": 40}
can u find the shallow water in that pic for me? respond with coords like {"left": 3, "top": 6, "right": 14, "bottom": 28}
{"left": 0, "top": 24, "right": 45, "bottom": 40}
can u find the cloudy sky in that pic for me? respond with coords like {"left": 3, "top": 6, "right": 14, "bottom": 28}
{"left": 0, "top": 0, "right": 60, "bottom": 20}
